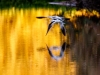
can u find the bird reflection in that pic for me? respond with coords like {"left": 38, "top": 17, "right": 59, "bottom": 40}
{"left": 36, "top": 16, "right": 70, "bottom": 36}
{"left": 46, "top": 42, "right": 66, "bottom": 60}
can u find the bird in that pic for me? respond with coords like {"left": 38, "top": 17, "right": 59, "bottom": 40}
{"left": 36, "top": 16, "right": 70, "bottom": 36}
{"left": 46, "top": 42, "right": 66, "bottom": 60}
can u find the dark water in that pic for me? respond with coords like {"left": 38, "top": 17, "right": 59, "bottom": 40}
{"left": 66, "top": 15, "right": 100, "bottom": 75}
{"left": 0, "top": 7, "right": 100, "bottom": 75}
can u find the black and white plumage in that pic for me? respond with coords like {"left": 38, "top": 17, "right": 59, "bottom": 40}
{"left": 46, "top": 42, "right": 66, "bottom": 60}
{"left": 46, "top": 16, "right": 69, "bottom": 36}
{"left": 36, "top": 16, "right": 70, "bottom": 36}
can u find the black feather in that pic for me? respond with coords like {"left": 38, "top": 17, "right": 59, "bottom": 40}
{"left": 46, "top": 45, "right": 53, "bottom": 57}
{"left": 61, "top": 26, "right": 66, "bottom": 36}
{"left": 46, "top": 21, "right": 54, "bottom": 35}
{"left": 65, "top": 18, "right": 70, "bottom": 20}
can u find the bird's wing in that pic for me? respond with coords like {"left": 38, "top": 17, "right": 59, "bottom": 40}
{"left": 46, "top": 45, "right": 54, "bottom": 57}
{"left": 65, "top": 18, "right": 70, "bottom": 20}
{"left": 59, "top": 42, "right": 66, "bottom": 57}
{"left": 59, "top": 22, "right": 66, "bottom": 36}
{"left": 46, "top": 21, "right": 55, "bottom": 35}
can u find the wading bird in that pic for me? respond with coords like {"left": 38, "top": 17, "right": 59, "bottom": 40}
{"left": 36, "top": 16, "right": 70, "bottom": 36}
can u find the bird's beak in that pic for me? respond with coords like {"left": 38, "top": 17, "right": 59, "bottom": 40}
{"left": 36, "top": 17, "right": 46, "bottom": 19}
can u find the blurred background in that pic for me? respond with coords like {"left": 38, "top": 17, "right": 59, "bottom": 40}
{"left": 0, "top": 0, "right": 100, "bottom": 75}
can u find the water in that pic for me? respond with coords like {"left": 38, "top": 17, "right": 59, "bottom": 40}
{"left": 0, "top": 7, "right": 100, "bottom": 75}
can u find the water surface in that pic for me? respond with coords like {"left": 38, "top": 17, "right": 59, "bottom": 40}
{"left": 0, "top": 7, "right": 100, "bottom": 75}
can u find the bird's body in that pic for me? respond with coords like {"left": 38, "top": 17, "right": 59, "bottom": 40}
{"left": 46, "top": 16, "right": 69, "bottom": 36}
{"left": 36, "top": 16, "right": 70, "bottom": 36}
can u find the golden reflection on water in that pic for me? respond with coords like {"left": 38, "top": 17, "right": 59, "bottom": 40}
{"left": 0, "top": 7, "right": 99, "bottom": 75}
{"left": 0, "top": 8, "right": 76, "bottom": 75}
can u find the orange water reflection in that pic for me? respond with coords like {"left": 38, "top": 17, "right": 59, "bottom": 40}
{"left": 0, "top": 7, "right": 99, "bottom": 75}
{"left": 0, "top": 8, "right": 77, "bottom": 75}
